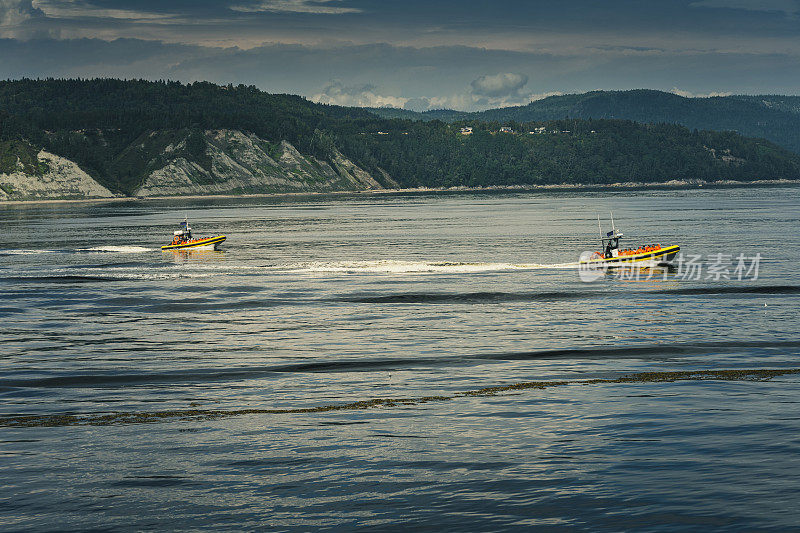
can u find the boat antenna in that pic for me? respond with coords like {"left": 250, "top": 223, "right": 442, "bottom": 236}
{"left": 597, "top": 214, "right": 603, "bottom": 247}
{"left": 611, "top": 211, "right": 615, "bottom": 232}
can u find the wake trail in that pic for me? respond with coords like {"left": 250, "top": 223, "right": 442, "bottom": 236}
{"left": 277, "top": 259, "right": 581, "bottom": 274}
{"left": 1, "top": 246, "right": 155, "bottom": 256}
{"left": 0, "top": 249, "right": 63, "bottom": 256}
{"left": 77, "top": 246, "right": 155, "bottom": 253}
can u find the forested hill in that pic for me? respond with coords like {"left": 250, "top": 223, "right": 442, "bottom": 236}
{"left": 369, "top": 90, "right": 800, "bottom": 154}
{"left": 0, "top": 78, "right": 392, "bottom": 195}
{"left": 1, "top": 79, "right": 800, "bottom": 200}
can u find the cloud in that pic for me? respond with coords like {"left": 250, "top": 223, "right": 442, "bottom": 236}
{"left": 0, "top": 0, "right": 45, "bottom": 37}
{"left": 689, "top": 0, "right": 800, "bottom": 17}
{"left": 309, "top": 77, "right": 556, "bottom": 112}
{"left": 402, "top": 97, "right": 431, "bottom": 112}
{"left": 311, "top": 81, "right": 408, "bottom": 108}
{"left": 457, "top": 72, "right": 563, "bottom": 109}
{"left": 423, "top": 92, "right": 481, "bottom": 111}
{"left": 33, "top": 1, "right": 176, "bottom": 22}
{"left": 417, "top": 90, "right": 561, "bottom": 111}
{"left": 231, "top": 0, "right": 360, "bottom": 14}
{"left": 470, "top": 72, "right": 529, "bottom": 98}
{"left": 590, "top": 45, "right": 667, "bottom": 56}
{"left": 671, "top": 87, "right": 733, "bottom": 98}
{"left": 3, "top": 38, "right": 800, "bottom": 112}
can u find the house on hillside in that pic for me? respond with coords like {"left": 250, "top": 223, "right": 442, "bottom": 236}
{"left": 499, "top": 126, "right": 513, "bottom": 133}
{"left": 460, "top": 127, "right": 473, "bottom": 135}
{"left": 529, "top": 127, "right": 546, "bottom": 134}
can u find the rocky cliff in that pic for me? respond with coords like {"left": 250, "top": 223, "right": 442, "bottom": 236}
{"left": 0, "top": 141, "right": 115, "bottom": 201}
{"left": 0, "top": 130, "right": 397, "bottom": 201}
{"left": 132, "top": 130, "right": 391, "bottom": 197}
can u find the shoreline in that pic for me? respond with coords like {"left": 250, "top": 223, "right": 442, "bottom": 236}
{"left": 1, "top": 178, "right": 798, "bottom": 205}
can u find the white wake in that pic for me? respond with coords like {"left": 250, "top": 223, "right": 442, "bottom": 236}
{"left": 0, "top": 249, "right": 61, "bottom": 255}
{"left": 78, "top": 246, "right": 154, "bottom": 253}
{"left": 281, "top": 260, "right": 552, "bottom": 274}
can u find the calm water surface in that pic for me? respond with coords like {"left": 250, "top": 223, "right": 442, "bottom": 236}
{"left": 1, "top": 188, "right": 799, "bottom": 531}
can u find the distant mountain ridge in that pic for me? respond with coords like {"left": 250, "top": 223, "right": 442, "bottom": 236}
{"left": 1, "top": 80, "right": 799, "bottom": 201}
{"left": 368, "top": 90, "right": 800, "bottom": 154}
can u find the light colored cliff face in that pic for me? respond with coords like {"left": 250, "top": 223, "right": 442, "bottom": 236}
{"left": 134, "top": 130, "right": 389, "bottom": 197}
{"left": 0, "top": 150, "right": 115, "bottom": 201}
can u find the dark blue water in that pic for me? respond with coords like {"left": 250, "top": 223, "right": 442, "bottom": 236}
{"left": 2, "top": 188, "right": 799, "bottom": 531}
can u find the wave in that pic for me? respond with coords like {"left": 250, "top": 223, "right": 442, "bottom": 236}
{"left": 1, "top": 275, "right": 125, "bottom": 283}
{"left": 333, "top": 284, "right": 800, "bottom": 305}
{"left": 0, "top": 271, "right": 217, "bottom": 284}
{"left": 140, "top": 298, "right": 281, "bottom": 313}
{"left": 77, "top": 261, "right": 151, "bottom": 269}
{"left": 337, "top": 290, "right": 593, "bottom": 304}
{"left": 5, "top": 339, "right": 800, "bottom": 390}
{"left": 668, "top": 285, "right": 800, "bottom": 295}
{"left": 479, "top": 339, "right": 800, "bottom": 361}
{"left": 0, "top": 359, "right": 430, "bottom": 389}
{"left": 4, "top": 367, "right": 799, "bottom": 428}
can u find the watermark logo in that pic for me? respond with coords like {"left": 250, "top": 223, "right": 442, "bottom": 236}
{"left": 578, "top": 252, "right": 761, "bottom": 282}
{"left": 578, "top": 251, "right": 609, "bottom": 282}
{"left": 676, "top": 252, "right": 761, "bottom": 281}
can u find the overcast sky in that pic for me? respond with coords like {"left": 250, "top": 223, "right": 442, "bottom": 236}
{"left": 2, "top": 0, "right": 800, "bottom": 110}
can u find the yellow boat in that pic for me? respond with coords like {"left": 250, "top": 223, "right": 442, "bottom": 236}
{"left": 581, "top": 215, "right": 679, "bottom": 266}
{"left": 161, "top": 218, "right": 226, "bottom": 251}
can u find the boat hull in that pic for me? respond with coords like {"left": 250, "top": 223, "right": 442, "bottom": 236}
{"left": 582, "top": 245, "right": 680, "bottom": 266}
{"left": 161, "top": 236, "right": 226, "bottom": 251}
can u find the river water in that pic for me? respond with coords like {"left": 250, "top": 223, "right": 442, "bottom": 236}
{"left": 1, "top": 187, "right": 799, "bottom": 531}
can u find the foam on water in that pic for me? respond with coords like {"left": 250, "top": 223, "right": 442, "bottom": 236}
{"left": 281, "top": 260, "right": 547, "bottom": 274}
{"left": 78, "top": 246, "right": 154, "bottom": 253}
{"left": 0, "top": 249, "right": 63, "bottom": 255}
{"left": 1, "top": 246, "right": 155, "bottom": 255}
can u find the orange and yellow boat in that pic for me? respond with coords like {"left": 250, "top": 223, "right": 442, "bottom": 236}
{"left": 161, "top": 218, "right": 226, "bottom": 251}
{"left": 580, "top": 215, "right": 679, "bottom": 266}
